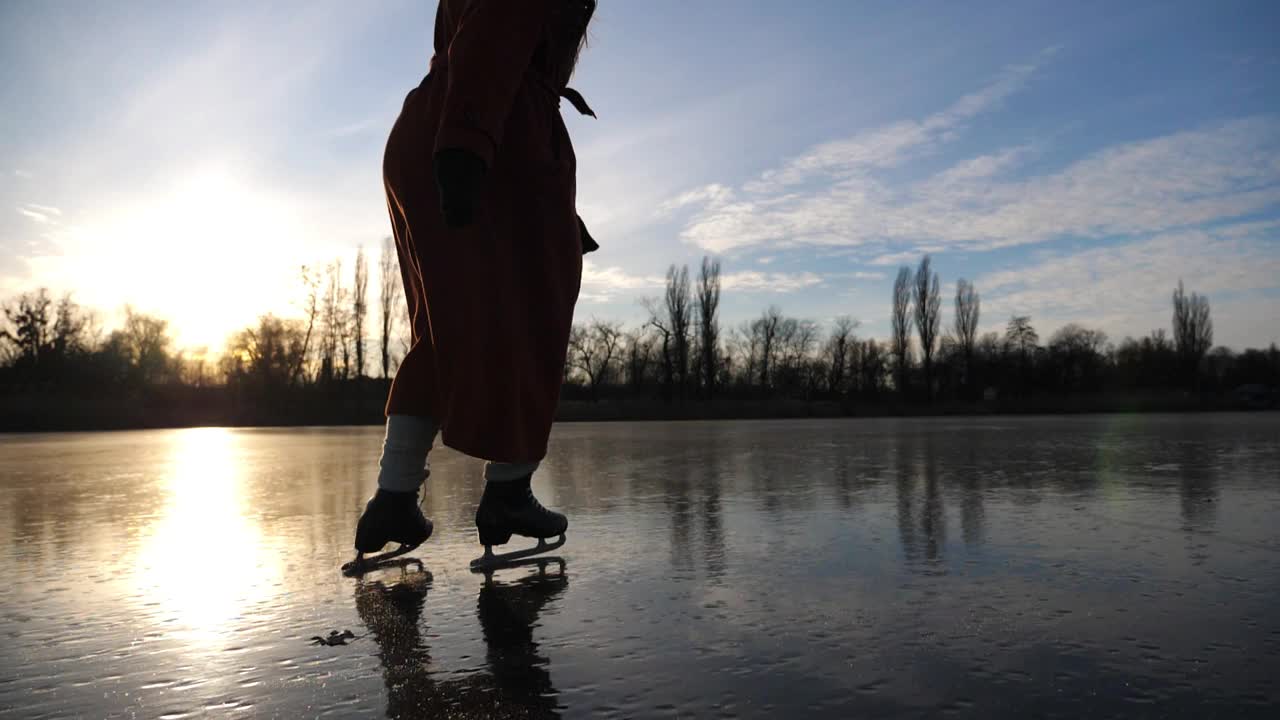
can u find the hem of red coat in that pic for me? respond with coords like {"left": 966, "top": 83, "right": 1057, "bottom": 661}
{"left": 439, "top": 428, "right": 548, "bottom": 466}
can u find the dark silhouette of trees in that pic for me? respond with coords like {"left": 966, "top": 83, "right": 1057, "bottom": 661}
{"left": 695, "top": 256, "right": 722, "bottom": 398}
{"left": 779, "top": 318, "right": 819, "bottom": 398}
{"left": 2, "top": 289, "right": 54, "bottom": 365}
{"left": 1172, "top": 279, "right": 1213, "bottom": 389}
{"left": 666, "top": 264, "right": 693, "bottom": 398}
{"left": 913, "top": 255, "right": 941, "bottom": 401}
{"left": 624, "top": 326, "right": 655, "bottom": 392}
{"left": 1006, "top": 315, "right": 1038, "bottom": 358}
{"left": 1, "top": 290, "right": 98, "bottom": 382}
{"left": 319, "top": 261, "right": 348, "bottom": 381}
{"left": 954, "top": 278, "right": 979, "bottom": 391}
{"left": 224, "top": 315, "right": 306, "bottom": 389}
{"left": 854, "top": 338, "right": 889, "bottom": 397}
{"left": 296, "top": 267, "right": 321, "bottom": 384}
{"left": 568, "top": 318, "right": 622, "bottom": 401}
{"left": 1048, "top": 324, "right": 1108, "bottom": 392}
{"left": 1005, "top": 315, "right": 1038, "bottom": 394}
{"left": 353, "top": 246, "right": 369, "bottom": 378}
{"left": 122, "top": 307, "right": 172, "bottom": 385}
{"left": 752, "top": 305, "right": 784, "bottom": 391}
{"left": 643, "top": 264, "right": 693, "bottom": 402}
{"left": 4, "top": 251, "right": 1276, "bottom": 431}
{"left": 378, "top": 236, "right": 400, "bottom": 379}
{"left": 892, "top": 266, "right": 913, "bottom": 395}
{"left": 825, "top": 316, "right": 857, "bottom": 397}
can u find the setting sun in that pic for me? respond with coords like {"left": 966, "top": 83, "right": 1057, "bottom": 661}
{"left": 37, "top": 165, "right": 312, "bottom": 351}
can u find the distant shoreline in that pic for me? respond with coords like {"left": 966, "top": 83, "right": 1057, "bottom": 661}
{"left": 1, "top": 388, "right": 1272, "bottom": 434}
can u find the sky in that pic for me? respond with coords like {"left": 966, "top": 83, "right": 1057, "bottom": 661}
{"left": 1, "top": 0, "right": 1278, "bottom": 352}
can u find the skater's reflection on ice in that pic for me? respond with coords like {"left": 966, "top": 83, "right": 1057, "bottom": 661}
{"left": 354, "top": 560, "right": 568, "bottom": 718}
{"left": 476, "top": 559, "right": 568, "bottom": 717}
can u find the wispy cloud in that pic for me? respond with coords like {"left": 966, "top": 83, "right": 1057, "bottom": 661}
{"left": 13, "top": 169, "right": 33, "bottom": 179}
{"left": 659, "top": 183, "right": 734, "bottom": 214}
{"left": 578, "top": 262, "right": 825, "bottom": 300}
{"left": 668, "top": 49, "right": 1280, "bottom": 257}
{"left": 721, "top": 271, "right": 823, "bottom": 292}
{"left": 744, "top": 56, "right": 1047, "bottom": 195}
{"left": 582, "top": 260, "right": 666, "bottom": 295}
{"left": 868, "top": 251, "right": 927, "bottom": 267}
{"left": 16, "top": 203, "right": 61, "bottom": 223}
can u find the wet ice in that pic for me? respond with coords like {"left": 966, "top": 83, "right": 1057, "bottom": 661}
{"left": 1, "top": 414, "right": 1278, "bottom": 718}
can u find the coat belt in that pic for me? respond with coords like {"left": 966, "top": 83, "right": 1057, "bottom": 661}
{"left": 428, "top": 55, "right": 595, "bottom": 118}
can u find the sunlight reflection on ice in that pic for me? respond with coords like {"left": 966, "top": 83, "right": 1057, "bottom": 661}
{"left": 131, "top": 428, "right": 280, "bottom": 648}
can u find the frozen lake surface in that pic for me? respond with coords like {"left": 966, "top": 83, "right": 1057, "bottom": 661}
{"left": 2, "top": 414, "right": 1279, "bottom": 718}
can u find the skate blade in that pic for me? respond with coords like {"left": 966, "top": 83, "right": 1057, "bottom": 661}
{"left": 469, "top": 534, "right": 566, "bottom": 572}
{"left": 341, "top": 544, "right": 422, "bottom": 577}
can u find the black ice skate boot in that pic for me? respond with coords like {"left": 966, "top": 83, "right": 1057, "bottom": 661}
{"left": 342, "top": 489, "right": 433, "bottom": 576}
{"left": 471, "top": 474, "right": 567, "bottom": 570}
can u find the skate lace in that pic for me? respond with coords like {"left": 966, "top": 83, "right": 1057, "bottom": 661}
{"left": 523, "top": 486, "right": 547, "bottom": 513}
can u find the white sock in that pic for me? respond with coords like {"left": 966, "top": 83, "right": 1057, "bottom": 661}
{"left": 377, "top": 414, "right": 439, "bottom": 493}
{"left": 484, "top": 460, "right": 540, "bottom": 482}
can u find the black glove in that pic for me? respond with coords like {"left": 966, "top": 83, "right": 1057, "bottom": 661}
{"left": 433, "top": 148, "right": 487, "bottom": 229}
{"left": 578, "top": 215, "right": 599, "bottom": 254}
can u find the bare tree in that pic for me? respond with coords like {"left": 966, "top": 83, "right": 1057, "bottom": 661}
{"left": 624, "top": 326, "right": 654, "bottom": 390}
{"left": 320, "top": 260, "right": 349, "bottom": 381}
{"left": 892, "top": 266, "right": 913, "bottom": 394}
{"left": 752, "top": 305, "right": 784, "bottom": 390}
{"left": 825, "top": 316, "right": 858, "bottom": 395}
{"left": 727, "top": 320, "right": 758, "bottom": 389}
{"left": 1049, "top": 323, "right": 1108, "bottom": 391}
{"left": 51, "top": 294, "right": 90, "bottom": 359}
{"left": 954, "top": 278, "right": 979, "bottom": 388}
{"left": 665, "top": 264, "right": 693, "bottom": 398}
{"left": 695, "top": 256, "right": 722, "bottom": 397}
{"left": 855, "top": 338, "right": 889, "bottom": 396}
{"left": 778, "top": 317, "right": 818, "bottom": 396}
{"left": 378, "top": 236, "right": 400, "bottom": 379}
{"left": 1005, "top": 315, "right": 1039, "bottom": 369}
{"left": 913, "top": 255, "right": 941, "bottom": 401}
{"left": 295, "top": 266, "right": 322, "bottom": 384}
{"left": 225, "top": 314, "right": 306, "bottom": 387}
{"left": 1172, "top": 279, "right": 1212, "bottom": 388}
{"left": 642, "top": 296, "right": 674, "bottom": 399}
{"left": 122, "top": 306, "right": 172, "bottom": 385}
{"left": 1, "top": 288, "right": 53, "bottom": 363}
{"left": 352, "top": 246, "right": 369, "bottom": 378}
{"left": 568, "top": 318, "right": 623, "bottom": 401}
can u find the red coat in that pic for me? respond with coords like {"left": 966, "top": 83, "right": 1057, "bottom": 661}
{"left": 383, "top": 0, "right": 586, "bottom": 463}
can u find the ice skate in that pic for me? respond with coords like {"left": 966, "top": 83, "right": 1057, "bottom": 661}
{"left": 343, "top": 488, "right": 433, "bottom": 577}
{"left": 470, "top": 474, "right": 567, "bottom": 572}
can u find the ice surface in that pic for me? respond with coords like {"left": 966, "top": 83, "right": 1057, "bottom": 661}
{"left": 1, "top": 414, "right": 1278, "bottom": 718}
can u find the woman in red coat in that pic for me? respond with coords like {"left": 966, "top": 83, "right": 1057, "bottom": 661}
{"left": 348, "top": 0, "right": 599, "bottom": 572}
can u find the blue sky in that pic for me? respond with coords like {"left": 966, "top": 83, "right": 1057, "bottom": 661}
{"left": 1, "top": 0, "right": 1277, "bottom": 351}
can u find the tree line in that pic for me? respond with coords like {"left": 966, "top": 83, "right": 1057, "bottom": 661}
{"left": 2, "top": 247, "right": 1277, "bottom": 430}
{"left": 565, "top": 255, "right": 1276, "bottom": 409}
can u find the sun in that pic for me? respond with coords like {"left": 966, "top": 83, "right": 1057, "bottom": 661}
{"left": 38, "top": 162, "right": 312, "bottom": 353}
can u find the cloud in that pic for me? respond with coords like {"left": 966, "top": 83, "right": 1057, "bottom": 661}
{"left": 868, "top": 251, "right": 926, "bottom": 267}
{"left": 669, "top": 49, "right": 1280, "bottom": 258}
{"left": 659, "top": 183, "right": 734, "bottom": 214}
{"left": 581, "top": 259, "right": 665, "bottom": 295}
{"left": 16, "top": 203, "right": 61, "bottom": 223}
{"left": 975, "top": 223, "right": 1280, "bottom": 347}
{"left": 13, "top": 170, "right": 33, "bottom": 179}
{"left": 744, "top": 59, "right": 1043, "bottom": 196}
{"left": 721, "top": 271, "right": 823, "bottom": 292}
